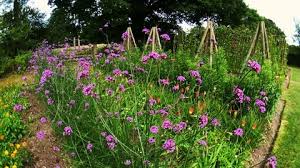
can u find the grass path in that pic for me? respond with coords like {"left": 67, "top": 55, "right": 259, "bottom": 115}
{"left": 273, "top": 67, "right": 300, "bottom": 168}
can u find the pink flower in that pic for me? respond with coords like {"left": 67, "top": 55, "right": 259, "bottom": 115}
{"left": 162, "top": 139, "right": 176, "bottom": 153}
{"left": 36, "top": 131, "right": 46, "bottom": 140}
{"left": 150, "top": 126, "right": 159, "bottom": 134}
{"left": 13, "top": 104, "right": 24, "bottom": 112}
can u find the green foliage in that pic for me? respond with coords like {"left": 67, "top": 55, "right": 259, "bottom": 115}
{"left": 0, "top": 86, "right": 29, "bottom": 167}
{"left": 0, "top": 51, "right": 31, "bottom": 77}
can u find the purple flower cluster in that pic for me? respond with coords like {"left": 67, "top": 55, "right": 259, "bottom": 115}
{"left": 104, "top": 134, "right": 118, "bottom": 150}
{"left": 172, "top": 122, "right": 187, "bottom": 133}
{"left": 233, "top": 87, "right": 251, "bottom": 104}
{"left": 63, "top": 126, "right": 73, "bottom": 136}
{"left": 13, "top": 104, "right": 24, "bottom": 112}
{"left": 142, "top": 27, "right": 150, "bottom": 34}
{"left": 267, "top": 156, "right": 277, "bottom": 168}
{"left": 233, "top": 128, "right": 244, "bottom": 137}
{"left": 82, "top": 83, "right": 95, "bottom": 96}
{"left": 150, "top": 126, "right": 159, "bottom": 134}
{"left": 162, "top": 139, "right": 176, "bottom": 153}
{"left": 142, "top": 51, "right": 167, "bottom": 64}
{"left": 199, "top": 114, "right": 208, "bottom": 128}
{"left": 255, "top": 99, "right": 266, "bottom": 113}
{"left": 198, "top": 140, "right": 207, "bottom": 147}
{"left": 87, "top": 142, "right": 93, "bottom": 152}
{"left": 160, "top": 33, "right": 171, "bottom": 41}
{"left": 40, "top": 69, "right": 53, "bottom": 86}
{"left": 122, "top": 31, "right": 129, "bottom": 40}
{"left": 247, "top": 60, "right": 261, "bottom": 73}
{"left": 77, "top": 59, "right": 91, "bottom": 80}
{"left": 159, "top": 79, "right": 170, "bottom": 86}
{"left": 177, "top": 75, "right": 186, "bottom": 82}
{"left": 36, "top": 130, "right": 46, "bottom": 140}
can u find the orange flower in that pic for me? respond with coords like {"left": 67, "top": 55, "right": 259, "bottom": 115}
{"left": 252, "top": 123, "right": 257, "bottom": 130}
{"left": 189, "top": 107, "right": 195, "bottom": 115}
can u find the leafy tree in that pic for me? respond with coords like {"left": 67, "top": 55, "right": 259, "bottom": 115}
{"left": 295, "top": 23, "right": 300, "bottom": 45}
{"left": 47, "top": 0, "right": 257, "bottom": 44}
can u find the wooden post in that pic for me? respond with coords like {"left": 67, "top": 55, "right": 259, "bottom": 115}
{"left": 73, "top": 37, "right": 76, "bottom": 49}
{"left": 240, "top": 21, "right": 272, "bottom": 74}
{"left": 78, "top": 35, "right": 81, "bottom": 50}
{"left": 142, "top": 26, "right": 162, "bottom": 55}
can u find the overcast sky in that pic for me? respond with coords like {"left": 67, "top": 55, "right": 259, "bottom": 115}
{"left": 26, "top": 0, "right": 300, "bottom": 45}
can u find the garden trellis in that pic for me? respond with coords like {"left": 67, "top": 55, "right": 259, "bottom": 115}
{"left": 196, "top": 20, "right": 218, "bottom": 68}
{"left": 240, "top": 21, "right": 271, "bottom": 73}
{"left": 143, "top": 26, "right": 162, "bottom": 54}
{"left": 123, "top": 27, "right": 137, "bottom": 51}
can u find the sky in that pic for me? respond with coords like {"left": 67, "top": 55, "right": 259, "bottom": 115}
{"left": 21, "top": 0, "right": 300, "bottom": 45}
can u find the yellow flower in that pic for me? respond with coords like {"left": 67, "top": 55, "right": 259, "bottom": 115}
{"left": 4, "top": 150, "right": 9, "bottom": 156}
{"left": 16, "top": 144, "right": 21, "bottom": 149}
{"left": 4, "top": 166, "right": 9, "bottom": 168}
{"left": 9, "top": 143, "right": 14, "bottom": 147}
{"left": 13, "top": 150, "right": 18, "bottom": 154}
{"left": 0, "top": 134, "right": 4, "bottom": 140}
{"left": 11, "top": 152, "right": 16, "bottom": 158}
{"left": 12, "top": 165, "right": 17, "bottom": 168}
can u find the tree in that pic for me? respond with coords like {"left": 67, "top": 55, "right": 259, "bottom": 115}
{"left": 47, "top": 0, "right": 255, "bottom": 44}
{"left": 0, "top": 1, "right": 46, "bottom": 57}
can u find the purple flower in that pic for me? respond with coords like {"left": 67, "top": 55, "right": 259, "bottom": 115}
{"left": 211, "top": 118, "right": 220, "bottom": 126}
{"left": 159, "top": 108, "right": 169, "bottom": 116}
{"left": 119, "top": 84, "right": 125, "bottom": 92}
{"left": 162, "top": 120, "right": 173, "bottom": 129}
{"left": 162, "top": 139, "right": 176, "bottom": 153}
{"left": 260, "top": 91, "right": 267, "bottom": 97}
{"left": 233, "top": 128, "right": 244, "bottom": 137}
{"left": 87, "top": 143, "right": 93, "bottom": 152}
{"left": 148, "top": 51, "right": 160, "bottom": 60}
{"left": 113, "top": 69, "right": 122, "bottom": 76}
{"left": 63, "top": 126, "right": 73, "bottom": 136}
{"left": 190, "top": 70, "right": 200, "bottom": 78}
{"left": 53, "top": 146, "right": 60, "bottom": 152}
{"left": 127, "top": 116, "right": 133, "bottom": 122}
{"left": 142, "top": 27, "right": 150, "bottom": 34}
{"left": 255, "top": 99, "right": 266, "bottom": 107}
{"left": 40, "top": 117, "right": 47, "bottom": 124}
{"left": 259, "top": 106, "right": 266, "bottom": 113}
{"left": 172, "top": 84, "right": 179, "bottom": 91}
{"left": 149, "top": 98, "right": 157, "bottom": 106}
{"left": 82, "top": 84, "right": 95, "bottom": 96}
{"left": 13, "top": 104, "right": 24, "bottom": 112}
{"left": 177, "top": 76, "right": 186, "bottom": 82}
{"left": 36, "top": 131, "right": 45, "bottom": 140}
{"left": 244, "top": 96, "right": 251, "bottom": 103}
{"left": 106, "top": 88, "right": 114, "bottom": 96}
{"left": 142, "top": 55, "right": 150, "bottom": 64}
{"left": 160, "top": 53, "right": 168, "bottom": 59}
{"left": 267, "top": 156, "right": 277, "bottom": 168}
{"left": 150, "top": 126, "right": 159, "bottom": 134}
{"left": 198, "top": 140, "right": 207, "bottom": 146}
{"left": 122, "top": 31, "right": 129, "bottom": 40}
{"left": 107, "top": 142, "right": 117, "bottom": 150}
{"left": 160, "top": 33, "right": 171, "bottom": 41}
{"left": 45, "top": 90, "right": 50, "bottom": 96}
{"left": 57, "top": 120, "right": 63, "bottom": 127}
{"left": 106, "top": 134, "right": 117, "bottom": 150}
{"left": 234, "top": 87, "right": 245, "bottom": 103}
{"left": 101, "top": 132, "right": 107, "bottom": 137}
{"left": 148, "top": 137, "right": 156, "bottom": 144}
{"left": 143, "top": 160, "right": 151, "bottom": 166}
{"left": 47, "top": 98, "right": 54, "bottom": 105}
{"left": 128, "top": 79, "right": 135, "bottom": 85}
{"left": 199, "top": 114, "right": 208, "bottom": 128}
{"left": 124, "top": 160, "right": 132, "bottom": 166}
{"left": 247, "top": 60, "right": 261, "bottom": 73}
{"left": 159, "top": 79, "right": 170, "bottom": 86}
{"left": 196, "top": 78, "right": 203, "bottom": 85}
{"left": 40, "top": 69, "right": 53, "bottom": 86}
{"left": 105, "top": 76, "right": 115, "bottom": 82}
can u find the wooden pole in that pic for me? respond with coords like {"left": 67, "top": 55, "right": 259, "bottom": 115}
{"left": 196, "top": 24, "right": 209, "bottom": 57}
{"left": 263, "top": 22, "right": 271, "bottom": 59}
{"left": 129, "top": 27, "right": 137, "bottom": 49}
{"left": 73, "top": 37, "right": 76, "bottom": 49}
{"left": 155, "top": 27, "right": 162, "bottom": 51}
{"left": 209, "top": 21, "right": 213, "bottom": 68}
{"left": 261, "top": 22, "right": 266, "bottom": 59}
{"left": 152, "top": 27, "right": 156, "bottom": 52}
{"left": 78, "top": 35, "right": 81, "bottom": 50}
{"left": 240, "top": 24, "right": 260, "bottom": 73}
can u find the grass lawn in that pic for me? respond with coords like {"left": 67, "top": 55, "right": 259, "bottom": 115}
{"left": 273, "top": 67, "right": 300, "bottom": 168}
